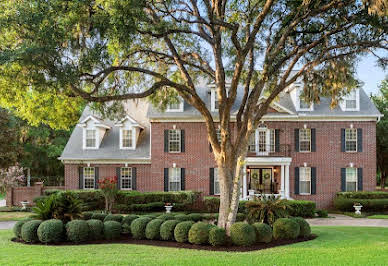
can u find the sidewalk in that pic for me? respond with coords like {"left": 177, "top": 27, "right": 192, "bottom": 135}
{"left": 0, "top": 221, "right": 16, "bottom": 230}
{"left": 306, "top": 214, "right": 388, "bottom": 227}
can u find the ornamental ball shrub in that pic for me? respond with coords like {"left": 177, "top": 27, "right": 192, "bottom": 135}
{"left": 13, "top": 218, "right": 32, "bottom": 238}
{"left": 122, "top": 215, "right": 139, "bottom": 234}
{"left": 145, "top": 219, "right": 164, "bottom": 240}
{"left": 188, "top": 222, "right": 210, "bottom": 245}
{"left": 174, "top": 214, "right": 190, "bottom": 221}
{"left": 316, "top": 209, "right": 328, "bottom": 218}
{"left": 142, "top": 214, "right": 157, "bottom": 219}
{"left": 37, "top": 219, "right": 65, "bottom": 243}
{"left": 174, "top": 221, "right": 195, "bottom": 243}
{"left": 66, "top": 220, "right": 90, "bottom": 243}
{"left": 157, "top": 214, "right": 175, "bottom": 221}
{"left": 230, "top": 222, "right": 256, "bottom": 246}
{"left": 187, "top": 213, "right": 202, "bottom": 222}
{"left": 160, "top": 220, "right": 180, "bottom": 241}
{"left": 104, "top": 214, "right": 123, "bottom": 223}
{"left": 82, "top": 211, "right": 94, "bottom": 220}
{"left": 273, "top": 218, "right": 300, "bottom": 240}
{"left": 209, "top": 227, "right": 226, "bottom": 246}
{"left": 86, "top": 219, "right": 104, "bottom": 240}
{"left": 291, "top": 217, "right": 311, "bottom": 238}
{"left": 252, "top": 223, "right": 272, "bottom": 243}
{"left": 21, "top": 220, "right": 42, "bottom": 243}
{"left": 131, "top": 217, "right": 152, "bottom": 239}
{"left": 91, "top": 213, "right": 108, "bottom": 221}
{"left": 103, "top": 221, "right": 122, "bottom": 240}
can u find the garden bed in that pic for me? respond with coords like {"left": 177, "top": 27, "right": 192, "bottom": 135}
{"left": 11, "top": 234, "right": 317, "bottom": 252}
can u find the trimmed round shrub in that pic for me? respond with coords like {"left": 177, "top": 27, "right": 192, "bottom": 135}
{"left": 122, "top": 215, "right": 139, "bottom": 234}
{"left": 145, "top": 219, "right": 164, "bottom": 240}
{"left": 174, "top": 221, "right": 195, "bottom": 243}
{"left": 21, "top": 220, "right": 42, "bottom": 243}
{"left": 187, "top": 213, "right": 202, "bottom": 222}
{"left": 91, "top": 213, "right": 108, "bottom": 221}
{"left": 291, "top": 217, "right": 311, "bottom": 238}
{"left": 37, "top": 219, "right": 65, "bottom": 243}
{"left": 209, "top": 227, "right": 226, "bottom": 246}
{"left": 236, "top": 213, "right": 246, "bottom": 222}
{"left": 13, "top": 218, "right": 32, "bottom": 238}
{"left": 160, "top": 220, "right": 180, "bottom": 241}
{"left": 273, "top": 218, "right": 300, "bottom": 240}
{"left": 188, "top": 222, "right": 210, "bottom": 245}
{"left": 87, "top": 219, "right": 104, "bottom": 240}
{"left": 157, "top": 214, "right": 175, "bottom": 221}
{"left": 142, "top": 214, "right": 157, "bottom": 219}
{"left": 66, "top": 220, "right": 90, "bottom": 243}
{"left": 104, "top": 214, "right": 123, "bottom": 223}
{"left": 230, "top": 222, "right": 256, "bottom": 246}
{"left": 174, "top": 214, "right": 190, "bottom": 221}
{"left": 103, "top": 221, "right": 122, "bottom": 240}
{"left": 252, "top": 223, "right": 272, "bottom": 243}
{"left": 316, "top": 209, "right": 328, "bottom": 218}
{"left": 131, "top": 217, "right": 152, "bottom": 239}
{"left": 82, "top": 211, "right": 94, "bottom": 220}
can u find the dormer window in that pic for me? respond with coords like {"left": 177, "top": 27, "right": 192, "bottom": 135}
{"left": 121, "top": 129, "right": 134, "bottom": 149}
{"left": 299, "top": 99, "right": 311, "bottom": 110}
{"left": 78, "top": 115, "right": 111, "bottom": 150}
{"left": 116, "top": 115, "right": 143, "bottom": 150}
{"left": 341, "top": 89, "right": 360, "bottom": 111}
{"left": 166, "top": 98, "right": 184, "bottom": 112}
{"left": 297, "top": 87, "right": 313, "bottom": 111}
{"left": 85, "top": 129, "right": 97, "bottom": 148}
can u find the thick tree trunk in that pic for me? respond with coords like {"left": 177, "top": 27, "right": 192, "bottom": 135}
{"left": 381, "top": 173, "right": 386, "bottom": 190}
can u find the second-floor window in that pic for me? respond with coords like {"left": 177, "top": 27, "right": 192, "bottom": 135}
{"left": 299, "top": 99, "right": 310, "bottom": 110}
{"left": 121, "top": 167, "right": 132, "bottom": 190}
{"left": 84, "top": 167, "right": 95, "bottom": 189}
{"left": 85, "top": 129, "right": 96, "bottom": 148}
{"left": 248, "top": 133, "right": 256, "bottom": 152}
{"left": 299, "top": 167, "right": 311, "bottom": 195}
{"left": 122, "top": 129, "right": 133, "bottom": 148}
{"left": 168, "top": 129, "right": 181, "bottom": 152}
{"left": 169, "top": 168, "right": 181, "bottom": 191}
{"left": 345, "top": 128, "right": 357, "bottom": 152}
{"left": 345, "top": 90, "right": 357, "bottom": 109}
{"left": 248, "top": 129, "right": 276, "bottom": 153}
{"left": 346, "top": 168, "right": 357, "bottom": 192}
{"left": 299, "top": 129, "right": 311, "bottom": 152}
{"left": 166, "top": 98, "right": 184, "bottom": 112}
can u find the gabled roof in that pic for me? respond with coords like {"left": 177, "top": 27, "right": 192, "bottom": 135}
{"left": 114, "top": 115, "right": 144, "bottom": 128}
{"left": 78, "top": 115, "right": 111, "bottom": 129}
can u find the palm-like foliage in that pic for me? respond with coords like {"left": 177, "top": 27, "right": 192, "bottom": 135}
{"left": 31, "top": 194, "right": 56, "bottom": 221}
{"left": 246, "top": 195, "right": 291, "bottom": 226}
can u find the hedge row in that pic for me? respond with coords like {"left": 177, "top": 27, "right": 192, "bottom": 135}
{"left": 336, "top": 191, "right": 388, "bottom": 199}
{"left": 334, "top": 198, "right": 388, "bottom": 212}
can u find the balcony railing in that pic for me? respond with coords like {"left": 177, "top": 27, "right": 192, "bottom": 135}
{"left": 247, "top": 144, "right": 291, "bottom": 157}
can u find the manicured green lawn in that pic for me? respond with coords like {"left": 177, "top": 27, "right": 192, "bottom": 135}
{"left": 0, "top": 212, "right": 33, "bottom": 221}
{"left": 368, "top": 215, "right": 388, "bottom": 219}
{"left": 1, "top": 227, "right": 388, "bottom": 265}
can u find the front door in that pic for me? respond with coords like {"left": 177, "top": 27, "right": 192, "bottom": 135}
{"left": 249, "top": 168, "right": 273, "bottom": 194}
{"left": 262, "top": 168, "right": 272, "bottom": 193}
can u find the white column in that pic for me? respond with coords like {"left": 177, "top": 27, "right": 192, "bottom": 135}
{"left": 285, "top": 164, "right": 290, "bottom": 199}
{"left": 280, "top": 165, "right": 285, "bottom": 198}
{"left": 242, "top": 165, "right": 247, "bottom": 200}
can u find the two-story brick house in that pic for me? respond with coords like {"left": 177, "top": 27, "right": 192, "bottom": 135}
{"left": 59, "top": 79, "right": 381, "bottom": 208}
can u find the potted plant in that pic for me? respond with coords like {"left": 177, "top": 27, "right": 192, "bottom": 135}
{"left": 164, "top": 202, "right": 173, "bottom": 213}
{"left": 20, "top": 200, "right": 29, "bottom": 210}
{"left": 353, "top": 202, "right": 363, "bottom": 215}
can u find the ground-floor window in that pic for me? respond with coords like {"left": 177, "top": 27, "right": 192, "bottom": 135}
{"left": 346, "top": 168, "right": 357, "bottom": 192}
{"left": 121, "top": 167, "right": 132, "bottom": 190}
{"left": 299, "top": 167, "right": 311, "bottom": 195}
{"left": 83, "top": 167, "right": 95, "bottom": 189}
{"left": 214, "top": 168, "right": 220, "bottom": 195}
{"left": 169, "top": 168, "right": 181, "bottom": 191}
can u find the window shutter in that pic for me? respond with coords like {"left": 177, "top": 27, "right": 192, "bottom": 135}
{"left": 181, "top": 130, "right": 185, "bottom": 152}
{"left": 209, "top": 143, "right": 212, "bottom": 152}
{"left": 294, "top": 167, "right": 300, "bottom": 195}
{"left": 275, "top": 129, "right": 280, "bottom": 152}
{"left": 79, "top": 167, "right": 84, "bottom": 189}
{"left": 181, "top": 168, "right": 185, "bottom": 191}
{"left": 357, "top": 168, "right": 363, "bottom": 191}
{"left": 311, "top": 167, "right": 317, "bottom": 195}
{"left": 294, "top": 129, "right": 299, "bottom": 152}
{"left": 311, "top": 128, "right": 316, "bottom": 152}
{"left": 132, "top": 167, "right": 137, "bottom": 190}
{"left": 357, "top": 128, "right": 363, "bottom": 152}
{"left": 164, "top": 168, "right": 169, "bottom": 192}
{"left": 116, "top": 167, "right": 121, "bottom": 190}
{"left": 209, "top": 168, "right": 215, "bottom": 195}
{"left": 94, "top": 167, "right": 99, "bottom": 189}
{"left": 341, "top": 168, "right": 346, "bottom": 191}
{"left": 341, "top": 129, "right": 345, "bottom": 152}
{"left": 164, "top": 130, "right": 169, "bottom": 152}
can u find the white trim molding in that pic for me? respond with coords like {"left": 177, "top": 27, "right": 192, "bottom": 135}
{"left": 60, "top": 158, "right": 151, "bottom": 164}
{"left": 166, "top": 97, "right": 184, "bottom": 112}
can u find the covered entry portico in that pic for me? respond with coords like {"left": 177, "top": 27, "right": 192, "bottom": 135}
{"left": 242, "top": 157, "right": 292, "bottom": 200}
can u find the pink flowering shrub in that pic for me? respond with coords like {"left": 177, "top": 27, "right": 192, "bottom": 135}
{"left": 98, "top": 177, "right": 118, "bottom": 213}
{"left": 0, "top": 165, "right": 25, "bottom": 194}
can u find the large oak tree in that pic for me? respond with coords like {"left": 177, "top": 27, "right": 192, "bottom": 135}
{"left": 0, "top": 0, "right": 386, "bottom": 231}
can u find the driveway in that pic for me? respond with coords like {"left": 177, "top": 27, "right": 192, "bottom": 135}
{"left": 0, "top": 221, "right": 16, "bottom": 230}
{"left": 307, "top": 214, "right": 388, "bottom": 227}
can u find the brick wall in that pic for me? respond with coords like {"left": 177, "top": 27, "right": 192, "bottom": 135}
{"left": 6, "top": 183, "right": 43, "bottom": 207}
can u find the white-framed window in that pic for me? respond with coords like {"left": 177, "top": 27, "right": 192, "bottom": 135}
{"left": 168, "top": 129, "right": 181, "bottom": 153}
{"left": 299, "top": 99, "right": 310, "bottom": 110}
{"left": 295, "top": 87, "right": 313, "bottom": 111}
{"left": 211, "top": 89, "right": 219, "bottom": 112}
{"left": 248, "top": 132, "right": 256, "bottom": 152}
{"left": 121, "top": 167, "right": 132, "bottom": 190}
{"left": 85, "top": 129, "right": 97, "bottom": 148}
{"left": 122, "top": 129, "right": 133, "bottom": 148}
{"left": 299, "top": 167, "right": 311, "bottom": 195}
{"left": 83, "top": 167, "right": 95, "bottom": 189}
{"left": 299, "top": 129, "right": 311, "bottom": 152}
{"left": 269, "top": 129, "right": 276, "bottom": 152}
{"left": 346, "top": 168, "right": 357, "bottom": 192}
{"left": 168, "top": 168, "right": 181, "bottom": 191}
{"left": 345, "top": 128, "right": 357, "bottom": 152}
{"left": 214, "top": 168, "right": 220, "bottom": 195}
{"left": 166, "top": 98, "right": 184, "bottom": 112}
{"left": 258, "top": 130, "right": 266, "bottom": 152}
{"left": 342, "top": 89, "right": 359, "bottom": 111}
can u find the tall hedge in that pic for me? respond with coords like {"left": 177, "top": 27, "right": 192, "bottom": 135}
{"left": 334, "top": 198, "right": 388, "bottom": 212}
{"left": 287, "top": 200, "right": 316, "bottom": 218}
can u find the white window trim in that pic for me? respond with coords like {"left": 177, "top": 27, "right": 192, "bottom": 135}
{"left": 168, "top": 167, "right": 181, "bottom": 191}
{"left": 299, "top": 128, "right": 311, "bottom": 153}
{"left": 120, "top": 127, "right": 136, "bottom": 150}
{"left": 83, "top": 167, "right": 95, "bottom": 190}
{"left": 341, "top": 89, "right": 360, "bottom": 111}
{"left": 296, "top": 87, "right": 314, "bottom": 111}
{"left": 346, "top": 168, "right": 358, "bottom": 192}
{"left": 168, "top": 129, "right": 182, "bottom": 153}
{"left": 299, "top": 167, "right": 311, "bottom": 195}
{"left": 83, "top": 128, "right": 99, "bottom": 150}
{"left": 211, "top": 89, "right": 218, "bottom": 112}
{"left": 345, "top": 128, "right": 358, "bottom": 153}
{"left": 120, "top": 167, "right": 132, "bottom": 190}
{"left": 166, "top": 98, "right": 184, "bottom": 112}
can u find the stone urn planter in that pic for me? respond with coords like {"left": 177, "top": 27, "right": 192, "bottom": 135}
{"left": 20, "top": 201, "right": 29, "bottom": 210}
{"left": 353, "top": 204, "right": 363, "bottom": 215}
{"left": 164, "top": 204, "right": 173, "bottom": 213}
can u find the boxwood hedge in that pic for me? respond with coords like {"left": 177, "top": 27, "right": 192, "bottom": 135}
{"left": 87, "top": 219, "right": 104, "bottom": 240}
{"left": 160, "top": 220, "right": 179, "bottom": 241}
{"left": 21, "top": 220, "right": 42, "bottom": 243}
{"left": 37, "top": 219, "right": 65, "bottom": 243}
{"left": 131, "top": 217, "right": 152, "bottom": 239}
{"left": 103, "top": 221, "right": 122, "bottom": 240}
{"left": 145, "top": 219, "right": 164, "bottom": 240}
{"left": 174, "top": 221, "right": 195, "bottom": 243}
{"left": 230, "top": 222, "right": 256, "bottom": 246}
{"left": 66, "top": 220, "right": 90, "bottom": 243}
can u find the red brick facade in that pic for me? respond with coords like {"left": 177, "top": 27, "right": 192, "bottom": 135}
{"left": 64, "top": 120, "right": 376, "bottom": 209}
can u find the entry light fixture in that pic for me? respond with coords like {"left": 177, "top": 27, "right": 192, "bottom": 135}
{"left": 303, "top": 162, "right": 307, "bottom": 167}
{"left": 350, "top": 162, "right": 354, "bottom": 168}
{"left": 173, "top": 163, "right": 176, "bottom": 168}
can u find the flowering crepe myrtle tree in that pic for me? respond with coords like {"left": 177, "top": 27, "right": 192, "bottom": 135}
{"left": 0, "top": 165, "right": 25, "bottom": 195}
{"left": 98, "top": 176, "right": 118, "bottom": 213}
{"left": 0, "top": 0, "right": 387, "bottom": 232}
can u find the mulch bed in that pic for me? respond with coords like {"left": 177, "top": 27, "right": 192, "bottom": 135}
{"left": 12, "top": 234, "right": 317, "bottom": 252}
